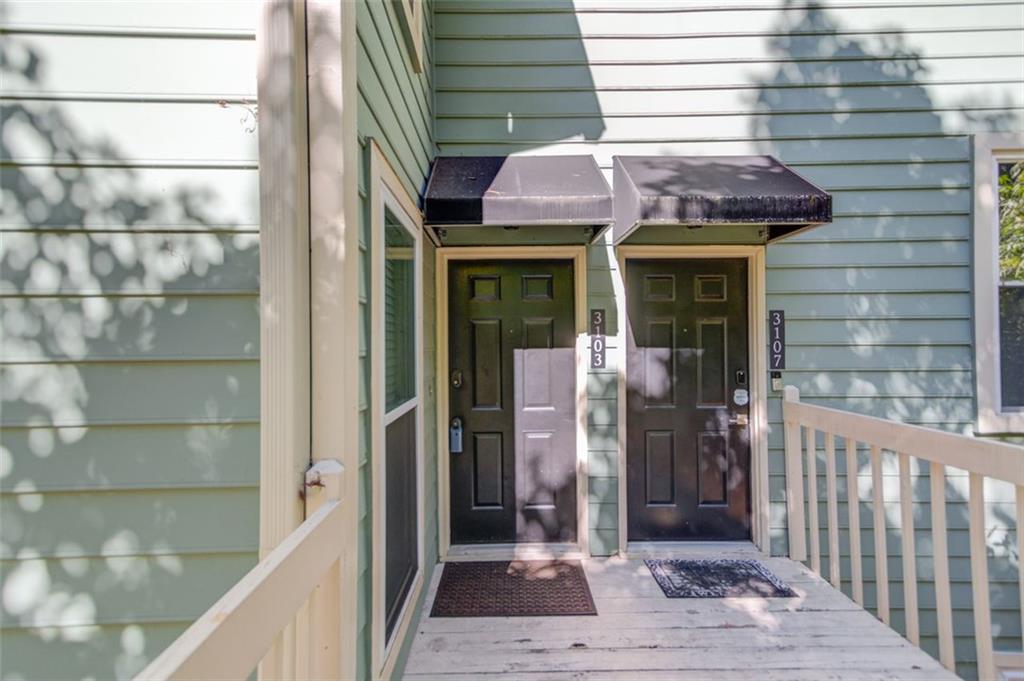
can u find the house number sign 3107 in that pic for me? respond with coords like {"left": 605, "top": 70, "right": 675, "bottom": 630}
{"left": 590, "top": 309, "right": 606, "bottom": 369}
{"left": 769, "top": 310, "right": 786, "bottom": 370}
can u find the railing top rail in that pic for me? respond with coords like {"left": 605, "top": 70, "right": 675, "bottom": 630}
{"left": 135, "top": 498, "right": 345, "bottom": 681}
{"left": 783, "top": 392, "right": 1024, "bottom": 487}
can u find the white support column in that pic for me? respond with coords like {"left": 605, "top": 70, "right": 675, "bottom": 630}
{"left": 307, "top": 0, "right": 360, "bottom": 678}
{"left": 256, "top": 1, "right": 311, "bottom": 677}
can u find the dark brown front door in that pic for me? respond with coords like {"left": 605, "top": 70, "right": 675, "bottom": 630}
{"left": 449, "top": 260, "right": 577, "bottom": 544}
{"left": 626, "top": 258, "right": 751, "bottom": 541}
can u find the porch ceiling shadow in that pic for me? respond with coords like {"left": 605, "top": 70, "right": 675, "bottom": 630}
{"left": 423, "top": 155, "right": 613, "bottom": 245}
{"left": 613, "top": 156, "right": 832, "bottom": 245}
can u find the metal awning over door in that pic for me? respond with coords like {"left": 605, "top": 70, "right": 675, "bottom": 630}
{"left": 423, "top": 155, "right": 613, "bottom": 245}
{"left": 613, "top": 155, "right": 832, "bottom": 244}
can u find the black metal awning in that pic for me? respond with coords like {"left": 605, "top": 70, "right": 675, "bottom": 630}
{"left": 423, "top": 155, "right": 613, "bottom": 243}
{"left": 613, "top": 155, "right": 832, "bottom": 244}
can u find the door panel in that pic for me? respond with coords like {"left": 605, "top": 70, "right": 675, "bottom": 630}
{"left": 626, "top": 258, "right": 751, "bottom": 541}
{"left": 449, "top": 260, "right": 577, "bottom": 544}
{"left": 472, "top": 432, "right": 503, "bottom": 508}
{"left": 514, "top": 346, "right": 576, "bottom": 542}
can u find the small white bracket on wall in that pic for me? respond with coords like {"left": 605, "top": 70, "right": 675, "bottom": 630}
{"left": 305, "top": 459, "right": 344, "bottom": 511}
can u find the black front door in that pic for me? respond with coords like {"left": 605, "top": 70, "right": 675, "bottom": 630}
{"left": 449, "top": 260, "right": 577, "bottom": 544}
{"left": 626, "top": 258, "right": 751, "bottom": 541}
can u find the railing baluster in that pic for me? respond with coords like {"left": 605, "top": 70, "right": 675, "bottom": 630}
{"left": 783, "top": 386, "right": 806, "bottom": 562}
{"left": 825, "top": 432, "right": 840, "bottom": 589}
{"left": 807, "top": 427, "right": 821, "bottom": 575}
{"left": 846, "top": 437, "right": 864, "bottom": 606}
{"left": 969, "top": 472, "right": 995, "bottom": 681}
{"left": 871, "top": 444, "right": 890, "bottom": 625}
{"left": 1018, "top": 485, "right": 1024, "bottom": 653}
{"left": 930, "top": 461, "right": 955, "bottom": 671}
{"left": 898, "top": 452, "right": 919, "bottom": 646}
{"left": 778, "top": 390, "right": 1024, "bottom": 679}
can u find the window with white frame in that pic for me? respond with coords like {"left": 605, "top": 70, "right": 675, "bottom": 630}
{"left": 997, "top": 161, "right": 1023, "bottom": 409}
{"left": 973, "top": 134, "right": 1024, "bottom": 433}
{"left": 370, "top": 139, "right": 425, "bottom": 678}
{"left": 381, "top": 198, "right": 419, "bottom": 642}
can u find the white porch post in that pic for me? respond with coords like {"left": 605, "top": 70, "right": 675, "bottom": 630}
{"left": 307, "top": 0, "right": 361, "bottom": 679}
{"left": 256, "top": 0, "right": 311, "bottom": 677}
{"left": 257, "top": 0, "right": 359, "bottom": 677}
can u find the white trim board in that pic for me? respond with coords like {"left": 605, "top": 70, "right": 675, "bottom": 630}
{"left": 436, "top": 246, "right": 591, "bottom": 561}
{"left": 307, "top": 1, "right": 361, "bottom": 676}
{"left": 254, "top": 1, "right": 310, "bottom": 675}
{"left": 445, "top": 542, "right": 587, "bottom": 563}
{"left": 614, "top": 245, "right": 770, "bottom": 556}
{"left": 973, "top": 132, "right": 1024, "bottom": 435}
{"left": 369, "top": 140, "right": 427, "bottom": 681}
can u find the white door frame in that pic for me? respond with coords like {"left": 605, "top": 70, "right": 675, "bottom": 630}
{"left": 436, "top": 246, "right": 590, "bottom": 561}
{"left": 615, "top": 245, "right": 770, "bottom": 555}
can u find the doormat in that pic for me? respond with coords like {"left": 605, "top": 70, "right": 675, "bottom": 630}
{"left": 430, "top": 560, "right": 597, "bottom": 617}
{"left": 645, "top": 559, "right": 796, "bottom": 598}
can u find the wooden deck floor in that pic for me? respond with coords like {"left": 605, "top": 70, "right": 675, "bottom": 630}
{"left": 402, "top": 544, "right": 954, "bottom": 680}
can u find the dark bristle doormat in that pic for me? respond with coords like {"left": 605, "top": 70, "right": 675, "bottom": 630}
{"left": 645, "top": 559, "right": 797, "bottom": 598}
{"left": 430, "top": 560, "right": 598, "bottom": 617}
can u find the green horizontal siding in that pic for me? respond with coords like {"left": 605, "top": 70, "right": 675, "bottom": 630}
{"left": 0, "top": 423, "right": 258, "bottom": 493}
{"left": 0, "top": 1, "right": 261, "bottom": 679}
{"left": 436, "top": 1, "right": 1022, "bottom": 678}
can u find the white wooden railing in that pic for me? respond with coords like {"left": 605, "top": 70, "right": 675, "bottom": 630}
{"left": 135, "top": 460, "right": 346, "bottom": 681}
{"left": 783, "top": 387, "right": 1024, "bottom": 681}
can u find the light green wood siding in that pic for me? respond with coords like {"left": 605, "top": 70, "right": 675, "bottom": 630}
{"left": 435, "top": 1, "right": 1023, "bottom": 677}
{"left": 356, "top": 1, "right": 434, "bottom": 677}
{"left": 0, "top": 2, "right": 260, "bottom": 678}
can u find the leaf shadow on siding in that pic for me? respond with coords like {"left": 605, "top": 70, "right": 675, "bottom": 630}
{"left": 435, "top": 0, "right": 605, "bottom": 151}
{"left": 747, "top": 3, "right": 1021, "bottom": 677}
{"left": 0, "top": 30, "right": 259, "bottom": 681}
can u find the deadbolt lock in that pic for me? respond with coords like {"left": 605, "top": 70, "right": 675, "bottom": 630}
{"left": 451, "top": 369, "right": 463, "bottom": 389}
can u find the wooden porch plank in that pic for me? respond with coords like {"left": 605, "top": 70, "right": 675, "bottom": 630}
{"left": 403, "top": 554, "right": 954, "bottom": 680}
{"left": 406, "top": 671, "right": 955, "bottom": 681}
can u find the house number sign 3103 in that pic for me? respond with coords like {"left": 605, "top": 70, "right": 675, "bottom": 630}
{"left": 590, "top": 309, "right": 606, "bottom": 369}
{"left": 769, "top": 310, "right": 786, "bottom": 370}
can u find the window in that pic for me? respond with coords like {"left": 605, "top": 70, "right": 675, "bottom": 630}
{"left": 385, "top": 209, "right": 416, "bottom": 411}
{"left": 369, "top": 141, "right": 425, "bottom": 678}
{"left": 998, "top": 162, "right": 1024, "bottom": 410}
{"left": 973, "top": 134, "right": 1024, "bottom": 433}
{"left": 392, "top": 0, "right": 424, "bottom": 73}
{"left": 381, "top": 199, "right": 419, "bottom": 645}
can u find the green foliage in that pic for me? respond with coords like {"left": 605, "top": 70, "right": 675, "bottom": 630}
{"left": 1000, "top": 161, "right": 1024, "bottom": 282}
